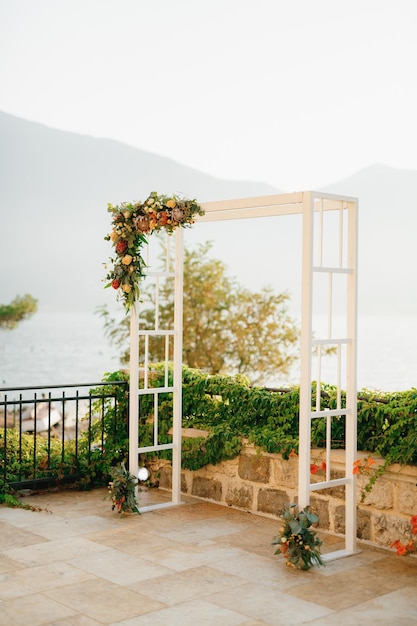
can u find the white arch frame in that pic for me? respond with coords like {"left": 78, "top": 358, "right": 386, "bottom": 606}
{"left": 129, "top": 229, "right": 184, "bottom": 513}
{"left": 129, "top": 190, "right": 358, "bottom": 559}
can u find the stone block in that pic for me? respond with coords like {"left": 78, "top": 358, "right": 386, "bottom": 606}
{"left": 271, "top": 457, "right": 298, "bottom": 487}
{"left": 334, "top": 504, "right": 346, "bottom": 534}
{"left": 373, "top": 513, "right": 412, "bottom": 547}
{"left": 356, "top": 508, "right": 371, "bottom": 540}
{"left": 147, "top": 459, "right": 171, "bottom": 487}
{"left": 397, "top": 481, "right": 417, "bottom": 516}
{"left": 180, "top": 473, "right": 188, "bottom": 493}
{"left": 335, "top": 505, "right": 372, "bottom": 541}
{"left": 257, "top": 488, "right": 290, "bottom": 515}
{"left": 309, "top": 496, "right": 329, "bottom": 530}
{"left": 209, "top": 458, "right": 238, "bottom": 478}
{"left": 192, "top": 476, "right": 222, "bottom": 501}
{"left": 357, "top": 475, "right": 393, "bottom": 509}
{"left": 159, "top": 465, "right": 172, "bottom": 490}
{"left": 225, "top": 484, "right": 253, "bottom": 509}
{"left": 238, "top": 454, "right": 270, "bottom": 483}
{"left": 156, "top": 464, "right": 187, "bottom": 493}
{"left": 313, "top": 470, "right": 346, "bottom": 499}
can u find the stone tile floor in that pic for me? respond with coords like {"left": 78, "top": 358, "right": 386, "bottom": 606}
{"left": 1, "top": 487, "right": 417, "bottom": 625}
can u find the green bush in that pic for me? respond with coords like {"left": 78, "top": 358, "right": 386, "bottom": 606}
{"left": 2, "top": 367, "right": 417, "bottom": 496}
{"left": 135, "top": 366, "right": 417, "bottom": 470}
{"left": 0, "top": 428, "right": 77, "bottom": 488}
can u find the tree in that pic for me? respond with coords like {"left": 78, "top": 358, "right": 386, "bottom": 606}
{"left": 100, "top": 242, "right": 299, "bottom": 385}
{"left": 0, "top": 294, "right": 38, "bottom": 329}
{"left": 225, "top": 287, "right": 298, "bottom": 384}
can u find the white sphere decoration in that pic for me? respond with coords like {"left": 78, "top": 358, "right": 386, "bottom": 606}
{"left": 138, "top": 467, "right": 150, "bottom": 482}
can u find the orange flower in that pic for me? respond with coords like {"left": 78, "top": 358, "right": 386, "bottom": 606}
{"left": 116, "top": 495, "right": 126, "bottom": 510}
{"left": 289, "top": 449, "right": 298, "bottom": 458}
{"left": 407, "top": 540, "right": 417, "bottom": 553}
{"left": 353, "top": 457, "right": 377, "bottom": 475}
{"left": 396, "top": 545, "right": 409, "bottom": 556}
{"left": 159, "top": 211, "right": 169, "bottom": 225}
{"left": 321, "top": 461, "right": 327, "bottom": 471}
{"left": 310, "top": 464, "right": 319, "bottom": 475}
{"left": 364, "top": 457, "right": 377, "bottom": 472}
{"left": 122, "top": 254, "right": 133, "bottom": 266}
{"left": 391, "top": 539, "right": 410, "bottom": 556}
{"left": 410, "top": 515, "right": 417, "bottom": 527}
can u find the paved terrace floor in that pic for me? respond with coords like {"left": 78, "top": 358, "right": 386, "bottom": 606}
{"left": 1, "top": 487, "right": 417, "bottom": 625}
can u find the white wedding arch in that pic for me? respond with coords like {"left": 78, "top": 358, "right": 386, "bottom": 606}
{"left": 128, "top": 190, "right": 358, "bottom": 561}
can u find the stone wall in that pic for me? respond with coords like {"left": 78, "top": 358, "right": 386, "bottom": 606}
{"left": 152, "top": 443, "right": 417, "bottom": 548}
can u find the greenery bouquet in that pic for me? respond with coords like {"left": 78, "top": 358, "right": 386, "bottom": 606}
{"left": 107, "top": 462, "right": 140, "bottom": 515}
{"left": 272, "top": 503, "right": 324, "bottom": 570}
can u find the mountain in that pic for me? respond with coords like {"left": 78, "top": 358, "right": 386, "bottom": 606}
{"left": 0, "top": 112, "right": 278, "bottom": 313}
{"left": 1, "top": 111, "right": 416, "bottom": 316}
{"left": 321, "top": 164, "right": 417, "bottom": 315}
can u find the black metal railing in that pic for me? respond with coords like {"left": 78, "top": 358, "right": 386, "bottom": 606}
{"left": 0, "top": 380, "right": 128, "bottom": 490}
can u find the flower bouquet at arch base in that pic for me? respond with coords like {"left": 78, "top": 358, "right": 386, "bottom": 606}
{"left": 272, "top": 503, "right": 324, "bottom": 570}
{"left": 107, "top": 462, "right": 140, "bottom": 515}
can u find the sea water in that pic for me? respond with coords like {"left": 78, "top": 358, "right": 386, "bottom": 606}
{"left": 0, "top": 310, "right": 121, "bottom": 388}
{"left": 316, "top": 315, "right": 417, "bottom": 391}
{"left": 0, "top": 311, "right": 416, "bottom": 392}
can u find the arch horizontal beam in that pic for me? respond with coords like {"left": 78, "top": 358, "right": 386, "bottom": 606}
{"left": 197, "top": 191, "right": 357, "bottom": 222}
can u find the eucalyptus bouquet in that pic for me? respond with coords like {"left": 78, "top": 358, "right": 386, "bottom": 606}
{"left": 272, "top": 503, "right": 324, "bottom": 570}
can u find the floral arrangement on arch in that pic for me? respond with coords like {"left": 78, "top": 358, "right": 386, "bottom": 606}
{"left": 272, "top": 503, "right": 324, "bottom": 570}
{"left": 105, "top": 191, "right": 204, "bottom": 309}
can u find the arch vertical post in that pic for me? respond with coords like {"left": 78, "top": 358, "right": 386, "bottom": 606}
{"left": 172, "top": 228, "right": 184, "bottom": 504}
{"left": 129, "top": 302, "right": 139, "bottom": 484}
{"left": 128, "top": 230, "right": 184, "bottom": 512}
{"left": 345, "top": 199, "right": 359, "bottom": 553}
{"left": 297, "top": 191, "right": 359, "bottom": 559}
{"left": 298, "top": 191, "right": 314, "bottom": 509}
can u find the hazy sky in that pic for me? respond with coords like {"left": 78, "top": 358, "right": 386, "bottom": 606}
{"left": 1, "top": 0, "right": 417, "bottom": 190}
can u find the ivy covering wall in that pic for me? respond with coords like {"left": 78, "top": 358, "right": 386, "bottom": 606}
{"left": 2, "top": 366, "right": 417, "bottom": 497}
{"left": 136, "top": 365, "right": 417, "bottom": 471}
